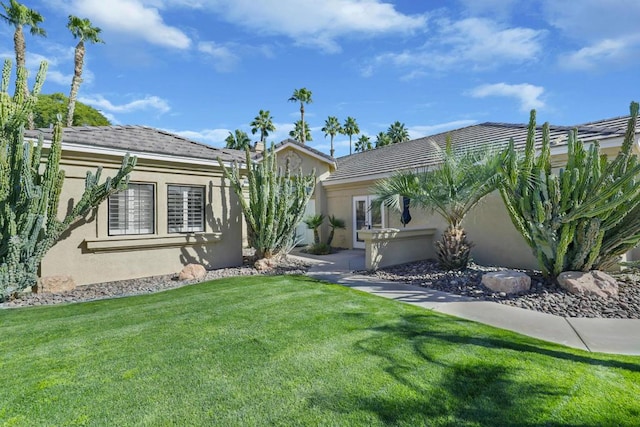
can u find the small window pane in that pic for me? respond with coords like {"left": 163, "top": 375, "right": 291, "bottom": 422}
{"left": 168, "top": 185, "right": 205, "bottom": 233}
{"left": 108, "top": 183, "right": 155, "bottom": 235}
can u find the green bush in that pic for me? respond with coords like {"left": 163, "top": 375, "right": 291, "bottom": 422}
{"left": 306, "top": 242, "right": 331, "bottom": 255}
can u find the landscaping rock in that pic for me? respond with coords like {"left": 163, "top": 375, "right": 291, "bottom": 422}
{"left": 178, "top": 264, "right": 207, "bottom": 281}
{"left": 557, "top": 271, "right": 618, "bottom": 299}
{"left": 254, "top": 258, "right": 276, "bottom": 271}
{"left": 35, "top": 275, "right": 76, "bottom": 294}
{"left": 481, "top": 270, "right": 531, "bottom": 294}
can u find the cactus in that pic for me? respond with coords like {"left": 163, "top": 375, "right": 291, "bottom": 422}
{"left": 0, "top": 59, "right": 136, "bottom": 300}
{"left": 498, "top": 102, "right": 640, "bottom": 278}
{"left": 219, "top": 145, "right": 316, "bottom": 259}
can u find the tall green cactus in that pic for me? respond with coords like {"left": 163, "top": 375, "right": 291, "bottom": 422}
{"left": 220, "top": 145, "right": 316, "bottom": 259}
{"left": 0, "top": 59, "right": 136, "bottom": 300}
{"left": 499, "top": 102, "right": 640, "bottom": 278}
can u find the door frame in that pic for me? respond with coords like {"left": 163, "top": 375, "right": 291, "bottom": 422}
{"left": 352, "top": 195, "right": 385, "bottom": 249}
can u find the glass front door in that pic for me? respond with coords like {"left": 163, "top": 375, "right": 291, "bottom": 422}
{"left": 353, "top": 196, "right": 385, "bottom": 249}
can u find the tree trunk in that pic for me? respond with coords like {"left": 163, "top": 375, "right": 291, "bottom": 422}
{"left": 435, "top": 225, "right": 473, "bottom": 270}
{"left": 67, "top": 41, "right": 85, "bottom": 127}
{"left": 300, "top": 103, "right": 305, "bottom": 144}
{"left": 330, "top": 135, "right": 335, "bottom": 157}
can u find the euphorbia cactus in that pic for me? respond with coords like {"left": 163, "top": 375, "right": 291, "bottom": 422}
{"left": 499, "top": 102, "right": 640, "bottom": 278}
{"left": 0, "top": 59, "right": 136, "bottom": 299}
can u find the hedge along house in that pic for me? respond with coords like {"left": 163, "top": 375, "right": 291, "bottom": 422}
{"left": 319, "top": 114, "right": 640, "bottom": 270}
{"left": 24, "top": 125, "right": 246, "bottom": 286}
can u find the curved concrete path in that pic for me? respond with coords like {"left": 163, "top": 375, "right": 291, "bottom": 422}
{"left": 291, "top": 249, "right": 640, "bottom": 356}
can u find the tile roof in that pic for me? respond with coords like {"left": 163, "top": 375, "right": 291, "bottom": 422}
{"left": 326, "top": 117, "right": 634, "bottom": 183}
{"left": 24, "top": 125, "right": 245, "bottom": 163}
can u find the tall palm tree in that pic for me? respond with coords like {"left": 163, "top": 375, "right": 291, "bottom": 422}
{"left": 387, "top": 121, "right": 410, "bottom": 144}
{"left": 342, "top": 116, "right": 359, "bottom": 155}
{"left": 0, "top": 0, "right": 45, "bottom": 71}
{"left": 322, "top": 116, "right": 342, "bottom": 157}
{"left": 250, "top": 109, "right": 275, "bottom": 144}
{"left": 288, "top": 87, "right": 312, "bottom": 144}
{"left": 1, "top": 0, "right": 46, "bottom": 129}
{"left": 354, "top": 135, "right": 372, "bottom": 152}
{"left": 225, "top": 129, "right": 251, "bottom": 150}
{"left": 66, "top": 15, "right": 103, "bottom": 127}
{"left": 373, "top": 138, "right": 501, "bottom": 270}
{"left": 375, "top": 131, "right": 392, "bottom": 148}
{"left": 289, "top": 120, "right": 312, "bottom": 142}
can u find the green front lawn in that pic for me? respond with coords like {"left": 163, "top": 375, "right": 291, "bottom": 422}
{"left": 1, "top": 275, "right": 639, "bottom": 426}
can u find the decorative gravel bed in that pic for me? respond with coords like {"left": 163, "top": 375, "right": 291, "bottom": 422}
{"left": 1, "top": 255, "right": 311, "bottom": 309}
{"left": 362, "top": 260, "right": 640, "bottom": 319}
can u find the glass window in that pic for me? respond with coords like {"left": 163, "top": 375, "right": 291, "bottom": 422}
{"left": 168, "top": 185, "right": 205, "bottom": 233}
{"left": 108, "top": 183, "right": 155, "bottom": 235}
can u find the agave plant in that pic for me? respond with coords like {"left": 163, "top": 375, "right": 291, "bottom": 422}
{"left": 374, "top": 138, "right": 502, "bottom": 270}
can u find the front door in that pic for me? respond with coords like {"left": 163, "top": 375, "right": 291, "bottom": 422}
{"left": 353, "top": 196, "right": 384, "bottom": 249}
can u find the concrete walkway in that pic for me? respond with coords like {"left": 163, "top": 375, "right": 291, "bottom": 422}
{"left": 291, "top": 249, "right": 640, "bottom": 356}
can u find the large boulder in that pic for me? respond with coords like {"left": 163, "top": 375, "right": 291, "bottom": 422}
{"left": 35, "top": 275, "right": 76, "bottom": 294}
{"left": 178, "top": 264, "right": 207, "bottom": 281}
{"left": 557, "top": 271, "right": 618, "bottom": 299}
{"left": 481, "top": 270, "right": 531, "bottom": 294}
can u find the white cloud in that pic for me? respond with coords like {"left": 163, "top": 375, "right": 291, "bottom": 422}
{"left": 409, "top": 120, "right": 478, "bottom": 138}
{"left": 79, "top": 94, "right": 171, "bottom": 114}
{"left": 373, "top": 17, "right": 545, "bottom": 73}
{"left": 543, "top": 0, "right": 640, "bottom": 42}
{"left": 68, "top": 0, "right": 191, "bottom": 49}
{"left": 197, "top": 42, "right": 240, "bottom": 72}
{"left": 563, "top": 38, "right": 636, "bottom": 70}
{"left": 543, "top": 0, "right": 640, "bottom": 70}
{"left": 172, "top": 128, "right": 231, "bottom": 145}
{"left": 469, "top": 83, "right": 545, "bottom": 112}
{"left": 201, "top": 0, "right": 426, "bottom": 53}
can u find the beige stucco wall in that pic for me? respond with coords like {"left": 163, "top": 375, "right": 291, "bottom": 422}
{"left": 322, "top": 179, "right": 538, "bottom": 270}
{"left": 41, "top": 150, "right": 243, "bottom": 285}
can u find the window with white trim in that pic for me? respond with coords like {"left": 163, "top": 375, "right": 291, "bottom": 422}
{"left": 108, "top": 183, "right": 155, "bottom": 235}
{"left": 168, "top": 185, "right": 205, "bottom": 233}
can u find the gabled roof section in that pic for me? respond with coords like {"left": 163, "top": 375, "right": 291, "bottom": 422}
{"left": 255, "top": 138, "right": 336, "bottom": 169}
{"left": 326, "top": 119, "right": 629, "bottom": 184}
{"left": 24, "top": 125, "right": 245, "bottom": 163}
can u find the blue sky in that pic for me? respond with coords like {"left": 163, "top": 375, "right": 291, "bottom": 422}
{"left": 3, "top": 0, "right": 640, "bottom": 157}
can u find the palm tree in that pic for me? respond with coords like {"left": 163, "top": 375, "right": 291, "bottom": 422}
{"left": 326, "top": 215, "right": 346, "bottom": 247}
{"left": 66, "top": 15, "right": 104, "bottom": 127}
{"left": 387, "top": 121, "right": 410, "bottom": 144}
{"left": 250, "top": 109, "right": 275, "bottom": 144}
{"left": 0, "top": 0, "right": 45, "bottom": 71}
{"left": 303, "top": 214, "right": 325, "bottom": 245}
{"left": 354, "top": 135, "right": 372, "bottom": 153}
{"left": 288, "top": 88, "right": 312, "bottom": 144}
{"left": 373, "top": 138, "right": 501, "bottom": 270}
{"left": 225, "top": 129, "right": 251, "bottom": 150}
{"left": 289, "top": 120, "right": 313, "bottom": 142}
{"left": 375, "top": 131, "right": 392, "bottom": 148}
{"left": 322, "top": 116, "right": 342, "bottom": 157}
{"left": 1, "top": 0, "right": 45, "bottom": 129}
{"left": 342, "top": 116, "right": 360, "bottom": 155}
